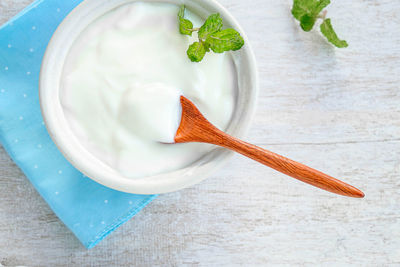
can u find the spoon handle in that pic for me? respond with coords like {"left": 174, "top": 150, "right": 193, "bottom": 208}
{"left": 210, "top": 132, "right": 364, "bottom": 198}
{"left": 175, "top": 96, "right": 364, "bottom": 198}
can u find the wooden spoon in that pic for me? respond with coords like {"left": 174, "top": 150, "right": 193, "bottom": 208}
{"left": 174, "top": 96, "right": 364, "bottom": 198}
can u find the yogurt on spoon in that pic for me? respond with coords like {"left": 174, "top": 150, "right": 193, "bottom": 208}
{"left": 60, "top": 2, "right": 237, "bottom": 178}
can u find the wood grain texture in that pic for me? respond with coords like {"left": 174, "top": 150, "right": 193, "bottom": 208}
{"left": 1, "top": 0, "right": 400, "bottom": 266}
{"left": 176, "top": 96, "right": 364, "bottom": 198}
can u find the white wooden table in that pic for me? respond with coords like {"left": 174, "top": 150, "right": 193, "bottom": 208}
{"left": 1, "top": 0, "right": 399, "bottom": 266}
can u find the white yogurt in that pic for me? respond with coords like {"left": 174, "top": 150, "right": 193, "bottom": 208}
{"left": 60, "top": 2, "right": 237, "bottom": 178}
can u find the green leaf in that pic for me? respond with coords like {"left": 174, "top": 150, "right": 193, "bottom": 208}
{"left": 314, "top": 0, "right": 331, "bottom": 15}
{"left": 178, "top": 5, "right": 185, "bottom": 19}
{"left": 178, "top": 5, "right": 194, "bottom": 36}
{"left": 300, "top": 14, "right": 316, "bottom": 31}
{"left": 198, "top": 13, "right": 223, "bottom": 39}
{"left": 292, "top": 0, "right": 330, "bottom": 31}
{"left": 179, "top": 19, "right": 194, "bottom": 35}
{"left": 205, "top": 28, "right": 244, "bottom": 53}
{"left": 320, "top": 18, "right": 348, "bottom": 48}
{"left": 292, "top": 0, "right": 310, "bottom": 20}
{"left": 187, "top": 42, "right": 207, "bottom": 62}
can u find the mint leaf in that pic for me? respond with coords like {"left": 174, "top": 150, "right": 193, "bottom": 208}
{"left": 180, "top": 19, "right": 194, "bottom": 35}
{"left": 313, "top": 0, "right": 331, "bottom": 15}
{"left": 299, "top": 14, "right": 316, "bottom": 31}
{"left": 178, "top": 4, "right": 185, "bottom": 19}
{"left": 292, "top": 0, "right": 330, "bottom": 31}
{"left": 291, "top": 0, "right": 311, "bottom": 20}
{"left": 187, "top": 42, "right": 206, "bottom": 62}
{"left": 205, "top": 29, "right": 244, "bottom": 53}
{"left": 320, "top": 18, "right": 348, "bottom": 48}
{"left": 198, "top": 14, "right": 223, "bottom": 39}
{"left": 178, "top": 5, "right": 194, "bottom": 36}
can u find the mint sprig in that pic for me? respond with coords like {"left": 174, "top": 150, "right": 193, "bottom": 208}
{"left": 291, "top": 0, "right": 348, "bottom": 48}
{"left": 178, "top": 5, "right": 245, "bottom": 62}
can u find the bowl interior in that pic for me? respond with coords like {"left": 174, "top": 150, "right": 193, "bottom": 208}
{"left": 39, "top": 0, "right": 258, "bottom": 194}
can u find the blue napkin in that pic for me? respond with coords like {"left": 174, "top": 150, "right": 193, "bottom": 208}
{"left": 0, "top": 0, "right": 157, "bottom": 248}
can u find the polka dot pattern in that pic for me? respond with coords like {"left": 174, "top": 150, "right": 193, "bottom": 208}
{"left": 0, "top": 0, "right": 156, "bottom": 249}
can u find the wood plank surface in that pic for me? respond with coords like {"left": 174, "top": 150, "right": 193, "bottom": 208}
{"left": 1, "top": 0, "right": 399, "bottom": 266}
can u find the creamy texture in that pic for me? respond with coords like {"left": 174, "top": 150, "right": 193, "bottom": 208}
{"left": 119, "top": 83, "right": 182, "bottom": 144}
{"left": 60, "top": 2, "right": 237, "bottom": 178}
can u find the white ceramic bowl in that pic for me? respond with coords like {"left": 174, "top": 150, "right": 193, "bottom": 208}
{"left": 40, "top": 0, "right": 258, "bottom": 194}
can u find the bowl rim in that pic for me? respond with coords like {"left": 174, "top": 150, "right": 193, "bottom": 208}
{"left": 39, "top": 0, "right": 259, "bottom": 194}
